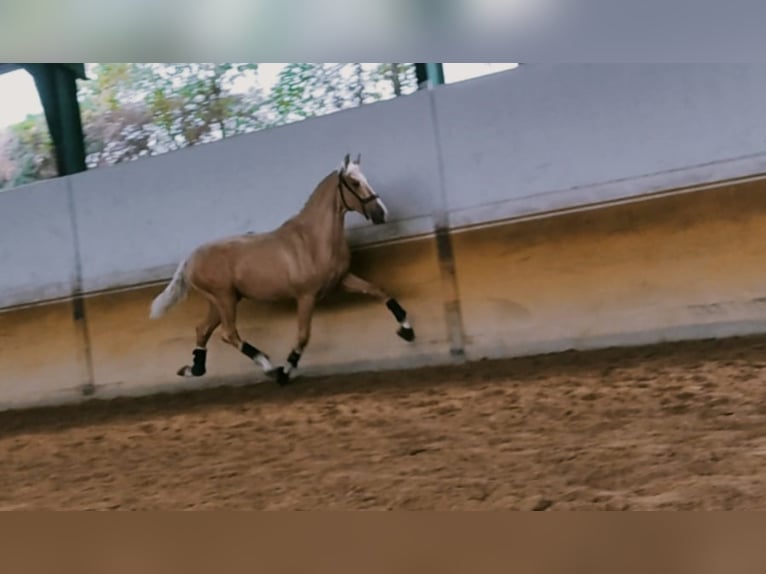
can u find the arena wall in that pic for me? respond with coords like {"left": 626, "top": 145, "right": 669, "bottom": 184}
{"left": 3, "top": 64, "right": 766, "bottom": 410}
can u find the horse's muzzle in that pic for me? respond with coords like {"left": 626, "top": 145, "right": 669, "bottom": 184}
{"left": 369, "top": 203, "right": 386, "bottom": 225}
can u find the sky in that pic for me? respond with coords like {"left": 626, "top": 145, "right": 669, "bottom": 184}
{"left": 0, "top": 63, "right": 518, "bottom": 129}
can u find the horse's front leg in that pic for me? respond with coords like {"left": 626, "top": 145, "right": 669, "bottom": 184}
{"left": 339, "top": 273, "right": 415, "bottom": 342}
{"left": 271, "top": 294, "right": 316, "bottom": 386}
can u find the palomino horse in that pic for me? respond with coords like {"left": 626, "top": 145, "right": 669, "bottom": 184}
{"left": 149, "top": 153, "right": 415, "bottom": 385}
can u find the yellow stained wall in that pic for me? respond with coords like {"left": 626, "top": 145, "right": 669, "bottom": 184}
{"left": 452, "top": 178, "right": 766, "bottom": 360}
{"left": 0, "top": 302, "right": 89, "bottom": 408}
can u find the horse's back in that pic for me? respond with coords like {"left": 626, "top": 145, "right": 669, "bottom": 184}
{"left": 186, "top": 231, "right": 297, "bottom": 298}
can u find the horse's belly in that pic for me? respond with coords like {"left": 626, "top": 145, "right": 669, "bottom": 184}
{"left": 234, "top": 273, "right": 295, "bottom": 301}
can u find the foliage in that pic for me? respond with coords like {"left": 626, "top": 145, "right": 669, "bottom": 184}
{"left": 270, "top": 63, "right": 417, "bottom": 125}
{"left": 0, "top": 63, "right": 417, "bottom": 189}
{"left": 0, "top": 114, "right": 56, "bottom": 188}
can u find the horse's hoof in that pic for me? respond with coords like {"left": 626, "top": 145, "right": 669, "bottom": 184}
{"left": 177, "top": 365, "right": 205, "bottom": 377}
{"left": 275, "top": 367, "right": 291, "bottom": 386}
{"left": 397, "top": 326, "right": 415, "bottom": 342}
{"left": 267, "top": 366, "right": 291, "bottom": 386}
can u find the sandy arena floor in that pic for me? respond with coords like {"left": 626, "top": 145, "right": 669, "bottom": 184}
{"left": 1, "top": 336, "right": 765, "bottom": 510}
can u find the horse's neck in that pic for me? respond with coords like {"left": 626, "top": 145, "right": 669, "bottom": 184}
{"left": 294, "top": 173, "right": 346, "bottom": 244}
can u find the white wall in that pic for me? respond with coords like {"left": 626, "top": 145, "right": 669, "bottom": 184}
{"left": 0, "top": 177, "right": 77, "bottom": 308}
{"left": 436, "top": 64, "right": 766, "bottom": 227}
{"left": 4, "top": 64, "right": 766, "bottom": 308}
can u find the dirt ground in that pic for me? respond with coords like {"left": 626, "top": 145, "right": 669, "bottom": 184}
{"left": 1, "top": 335, "right": 765, "bottom": 510}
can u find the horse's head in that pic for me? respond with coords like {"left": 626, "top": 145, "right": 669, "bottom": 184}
{"left": 337, "top": 153, "right": 388, "bottom": 225}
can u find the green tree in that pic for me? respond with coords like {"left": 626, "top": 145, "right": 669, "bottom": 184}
{"left": 77, "top": 64, "right": 151, "bottom": 167}
{"left": 143, "top": 63, "right": 264, "bottom": 150}
{"left": 379, "top": 63, "right": 417, "bottom": 97}
{"left": 269, "top": 63, "right": 417, "bottom": 126}
{"left": 79, "top": 63, "right": 265, "bottom": 163}
{"left": 0, "top": 114, "right": 56, "bottom": 188}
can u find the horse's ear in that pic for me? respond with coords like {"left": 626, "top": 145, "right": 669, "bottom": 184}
{"left": 343, "top": 153, "right": 351, "bottom": 169}
{"left": 355, "top": 153, "right": 361, "bottom": 165}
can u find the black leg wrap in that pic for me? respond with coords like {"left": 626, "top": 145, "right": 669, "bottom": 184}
{"left": 397, "top": 325, "right": 415, "bottom": 342}
{"left": 241, "top": 341, "right": 263, "bottom": 360}
{"left": 388, "top": 298, "right": 414, "bottom": 341}
{"left": 267, "top": 349, "right": 301, "bottom": 387}
{"left": 386, "top": 298, "right": 407, "bottom": 322}
{"left": 287, "top": 350, "right": 301, "bottom": 369}
{"left": 191, "top": 348, "right": 207, "bottom": 376}
{"left": 266, "top": 366, "right": 291, "bottom": 386}
{"left": 275, "top": 367, "right": 291, "bottom": 386}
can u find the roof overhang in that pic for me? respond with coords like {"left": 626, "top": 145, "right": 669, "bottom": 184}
{"left": 0, "top": 63, "right": 86, "bottom": 80}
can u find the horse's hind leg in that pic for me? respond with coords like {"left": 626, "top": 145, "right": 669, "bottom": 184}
{"left": 214, "top": 292, "right": 276, "bottom": 376}
{"left": 340, "top": 273, "right": 415, "bottom": 342}
{"left": 177, "top": 300, "right": 220, "bottom": 377}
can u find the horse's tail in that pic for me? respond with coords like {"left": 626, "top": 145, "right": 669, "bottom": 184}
{"left": 149, "top": 258, "right": 190, "bottom": 319}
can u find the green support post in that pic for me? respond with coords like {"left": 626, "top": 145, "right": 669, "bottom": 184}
{"left": 23, "top": 64, "right": 87, "bottom": 177}
{"left": 415, "top": 63, "right": 445, "bottom": 89}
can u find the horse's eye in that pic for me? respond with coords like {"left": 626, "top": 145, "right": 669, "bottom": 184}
{"left": 352, "top": 181, "right": 360, "bottom": 188}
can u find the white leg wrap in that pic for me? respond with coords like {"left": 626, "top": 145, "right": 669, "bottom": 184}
{"left": 255, "top": 354, "right": 274, "bottom": 372}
